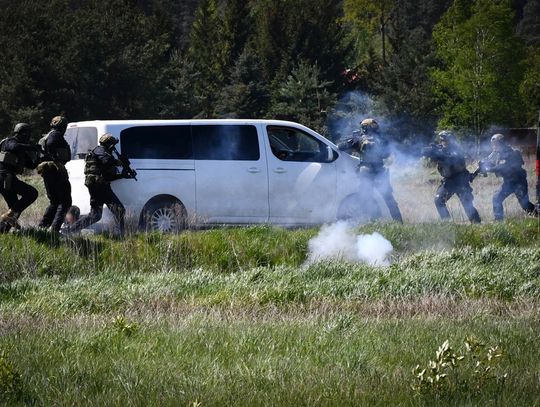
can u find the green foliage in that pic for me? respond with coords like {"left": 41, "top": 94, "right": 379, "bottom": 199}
{"left": 0, "top": 219, "right": 539, "bottom": 405}
{"left": 432, "top": 0, "right": 526, "bottom": 137}
{"left": 0, "top": 0, "right": 538, "bottom": 141}
{"left": 0, "top": 0, "right": 174, "bottom": 135}
{"left": 0, "top": 313, "right": 537, "bottom": 405}
{"left": 252, "top": 0, "right": 347, "bottom": 88}
{"left": 412, "top": 337, "right": 506, "bottom": 395}
{"left": 270, "top": 62, "right": 335, "bottom": 133}
{"left": 161, "top": 52, "right": 201, "bottom": 119}
{"left": 220, "top": 0, "right": 254, "bottom": 70}
{"left": 109, "top": 316, "right": 139, "bottom": 337}
{"left": 412, "top": 340, "right": 465, "bottom": 393}
{"left": 343, "top": 0, "right": 395, "bottom": 65}
{"left": 517, "top": 0, "right": 540, "bottom": 46}
{"left": 0, "top": 350, "right": 22, "bottom": 398}
{"left": 216, "top": 47, "right": 270, "bottom": 118}
{"left": 519, "top": 47, "right": 540, "bottom": 125}
{"left": 187, "top": 0, "right": 224, "bottom": 118}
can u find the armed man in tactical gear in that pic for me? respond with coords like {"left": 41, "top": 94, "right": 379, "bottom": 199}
{"left": 37, "top": 116, "right": 72, "bottom": 232}
{"left": 338, "top": 118, "right": 403, "bottom": 222}
{"left": 65, "top": 133, "right": 135, "bottom": 235}
{"left": 422, "top": 130, "right": 481, "bottom": 223}
{"left": 479, "top": 133, "right": 537, "bottom": 221}
{"left": 0, "top": 123, "right": 40, "bottom": 232}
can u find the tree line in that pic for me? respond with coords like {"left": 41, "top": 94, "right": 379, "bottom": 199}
{"left": 0, "top": 0, "right": 539, "bottom": 141}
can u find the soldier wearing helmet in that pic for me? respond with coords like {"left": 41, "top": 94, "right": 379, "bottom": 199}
{"left": 337, "top": 118, "right": 403, "bottom": 222}
{"left": 65, "top": 133, "right": 135, "bottom": 235}
{"left": 36, "top": 116, "right": 73, "bottom": 232}
{"left": 0, "top": 123, "right": 41, "bottom": 232}
{"left": 422, "top": 130, "right": 481, "bottom": 223}
{"left": 481, "top": 133, "right": 537, "bottom": 220}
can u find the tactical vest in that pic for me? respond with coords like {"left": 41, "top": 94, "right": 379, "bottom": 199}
{"left": 84, "top": 147, "right": 117, "bottom": 182}
{"left": 490, "top": 148, "right": 524, "bottom": 179}
{"left": 40, "top": 131, "right": 71, "bottom": 163}
{"left": 439, "top": 151, "right": 467, "bottom": 179}
{"left": 84, "top": 148, "right": 101, "bottom": 177}
{"left": 0, "top": 138, "right": 23, "bottom": 173}
{"left": 359, "top": 136, "right": 387, "bottom": 170}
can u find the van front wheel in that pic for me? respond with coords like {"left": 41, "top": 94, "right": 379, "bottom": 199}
{"left": 142, "top": 198, "right": 187, "bottom": 233}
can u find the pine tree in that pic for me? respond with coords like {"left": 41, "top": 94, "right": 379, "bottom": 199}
{"left": 221, "top": 0, "right": 253, "bottom": 70}
{"left": 187, "top": 0, "right": 224, "bottom": 118}
{"left": 270, "top": 61, "right": 335, "bottom": 134}
{"left": 252, "top": 0, "right": 346, "bottom": 92}
{"left": 216, "top": 47, "right": 270, "bottom": 119}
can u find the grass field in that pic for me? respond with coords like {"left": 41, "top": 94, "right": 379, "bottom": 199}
{"left": 1, "top": 218, "right": 540, "bottom": 406}
{"left": 1, "top": 163, "right": 540, "bottom": 405}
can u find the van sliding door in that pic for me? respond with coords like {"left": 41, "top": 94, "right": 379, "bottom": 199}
{"left": 265, "top": 125, "right": 338, "bottom": 224}
{"left": 193, "top": 124, "right": 269, "bottom": 223}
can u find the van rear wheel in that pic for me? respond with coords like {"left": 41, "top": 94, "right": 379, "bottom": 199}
{"left": 143, "top": 199, "right": 187, "bottom": 233}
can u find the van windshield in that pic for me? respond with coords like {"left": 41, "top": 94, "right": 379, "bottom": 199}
{"left": 65, "top": 127, "right": 98, "bottom": 159}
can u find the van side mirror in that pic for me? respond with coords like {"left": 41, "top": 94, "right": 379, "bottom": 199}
{"left": 326, "top": 146, "right": 337, "bottom": 162}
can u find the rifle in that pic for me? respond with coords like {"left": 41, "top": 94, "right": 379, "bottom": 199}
{"left": 470, "top": 158, "right": 494, "bottom": 182}
{"left": 421, "top": 143, "right": 444, "bottom": 159}
{"left": 112, "top": 147, "right": 137, "bottom": 181}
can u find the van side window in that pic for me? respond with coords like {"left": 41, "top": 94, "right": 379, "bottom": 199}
{"left": 267, "top": 126, "right": 337, "bottom": 163}
{"left": 120, "top": 126, "right": 193, "bottom": 159}
{"left": 193, "top": 125, "right": 260, "bottom": 161}
{"left": 65, "top": 127, "right": 98, "bottom": 159}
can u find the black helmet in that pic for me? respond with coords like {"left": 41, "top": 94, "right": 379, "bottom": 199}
{"left": 13, "top": 123, "right": 31, "bottom": 142}
{"left": 50, "top": 116, "right": 68, "bottom": 130}
{"left": 99, "top": 133, "right": 118, "bottom": 148}
{"left": 437, "top": 130, "right": 456, "bottom": 144}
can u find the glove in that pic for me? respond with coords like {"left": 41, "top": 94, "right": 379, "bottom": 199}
{"left": 37, "top": 161, "right": 58, "bottom": 175}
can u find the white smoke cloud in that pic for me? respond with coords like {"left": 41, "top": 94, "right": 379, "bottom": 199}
{"left": 306, "top": 221, "right": 393, "bottom": 266}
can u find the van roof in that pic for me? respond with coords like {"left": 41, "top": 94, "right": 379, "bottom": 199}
{"left": 66, "top": 119, "right": 337, "bottom": 147}
{"left": 67, "top": 119, "right": 309, "bottom": 128}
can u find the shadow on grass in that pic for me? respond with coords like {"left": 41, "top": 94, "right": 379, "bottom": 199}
{"left": 16, "top": 228, "right": 106, "bottom": 260}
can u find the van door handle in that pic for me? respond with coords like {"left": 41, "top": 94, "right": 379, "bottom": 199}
{"left": 247, "top": 167, "right": 261, "bottom": 173}
{"left": 274, "top": 168, "right": 287, "bottom": 174}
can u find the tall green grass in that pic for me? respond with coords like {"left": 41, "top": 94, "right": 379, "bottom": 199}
{"left": 1, "top": 219, "right": 539, "bottom": 280}
{"left": 1, "top": 220, "right": 540, "bottom": 405}
{"left": 0, "top": 315, "right": 538, "bottom": 406}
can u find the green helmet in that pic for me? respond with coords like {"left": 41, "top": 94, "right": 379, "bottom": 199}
{"left": 99, "top": 133, "right": 118, "bottom": 148}
{"left": 360, "top": 118, "right": 379, "bottom": 135}
{"left": 50, "top": 116, "right": 68, "bottom": 130}
{"left": 13, "top": 123, "right": 31, "bottom": 142}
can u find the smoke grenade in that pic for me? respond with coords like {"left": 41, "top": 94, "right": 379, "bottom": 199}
{"left": 306, "top": 221, "right": 393, "bottom": 266}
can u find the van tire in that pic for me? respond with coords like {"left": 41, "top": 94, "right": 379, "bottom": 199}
{"left": 141, "top": 197, "right": 187, "bottom": 233}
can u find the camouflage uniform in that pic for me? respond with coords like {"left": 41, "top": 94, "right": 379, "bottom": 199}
{"left": 484, "top": 143, "right": 536, "bottom": 221}
{"left": 37, "top": 116, "right": 72, "bottom": 232}
{"left": 338, "top": 124, "right": 403, "bottom": 222}
{"left": 0, "top": 124, "right": 40, "bottom": 232}
{"left": 422, "top": 140, "right": 481, "bottom": 223}
{"left": 67, "top": 135, "right": 127, "bottom": 234}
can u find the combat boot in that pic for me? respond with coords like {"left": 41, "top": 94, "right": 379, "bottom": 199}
{"left": 0, "top": 210, "right": 21, "bottom": 230}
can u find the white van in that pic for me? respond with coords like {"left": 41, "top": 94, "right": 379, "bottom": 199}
{"left": 64, "top": 119, "right": 362, "bottom": 232}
